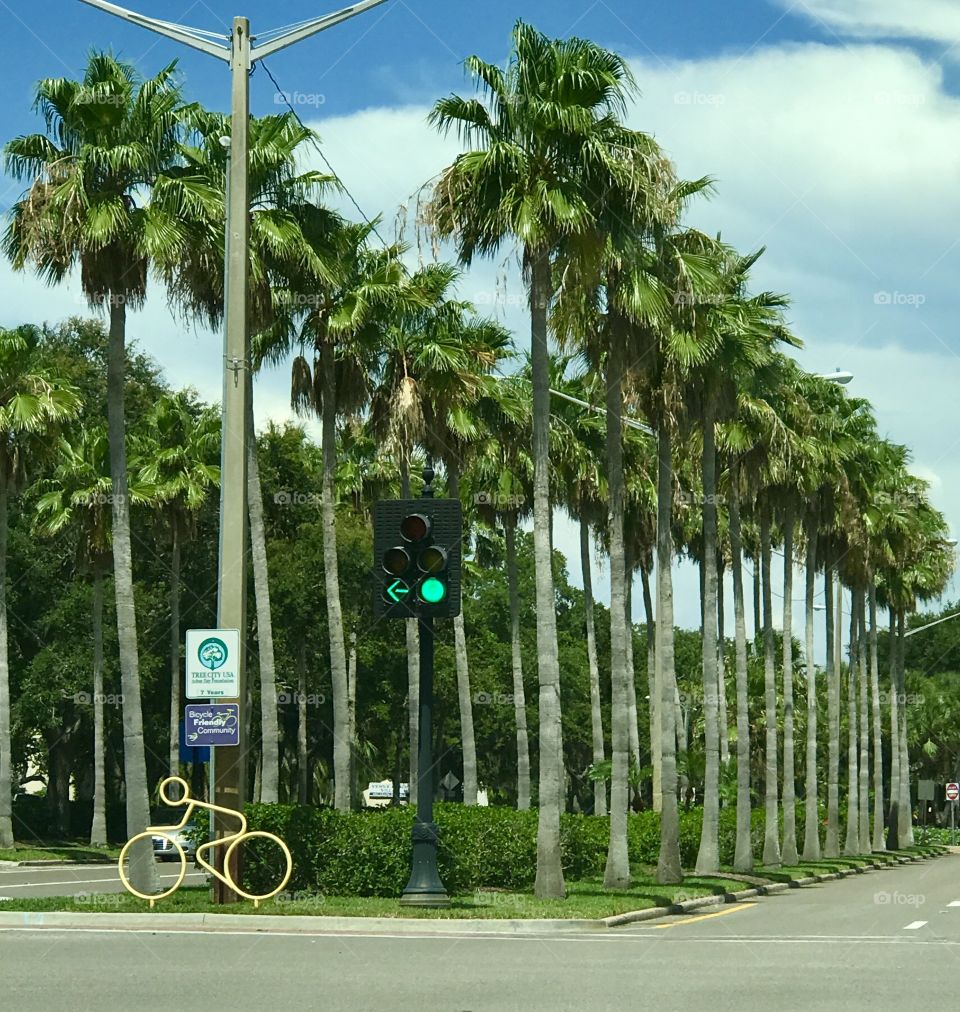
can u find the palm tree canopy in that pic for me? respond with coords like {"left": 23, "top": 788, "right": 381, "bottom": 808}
{"left": 4, "top": 55, "right": 184, "bottom": 305}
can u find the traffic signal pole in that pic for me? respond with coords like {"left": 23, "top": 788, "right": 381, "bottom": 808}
{"left": 400, "top": 464, "right": 449, "bottom": 907}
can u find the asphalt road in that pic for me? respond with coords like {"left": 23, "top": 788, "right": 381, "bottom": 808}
{"left": 1, "top": 855, "right": 959, "bottom": 1011}
{"left": 0, "top": 862, "right": 207, "bottom": 900}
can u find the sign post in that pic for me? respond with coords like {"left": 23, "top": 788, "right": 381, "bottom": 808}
{"left": 186, "top": 628, "right": 241, "bottom": 901}
{"left": 947, "top": 783, "right": 959, "bottom": 844}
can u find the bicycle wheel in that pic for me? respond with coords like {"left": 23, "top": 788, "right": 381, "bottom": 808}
{"left": 118, "top": 831, "right": 187, "bottom": 903}
{"left": 222, "top": 831, "right": 293, "bottom": 903}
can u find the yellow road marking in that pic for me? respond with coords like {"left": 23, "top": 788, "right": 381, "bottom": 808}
{"left": 654, "top": 903, "right": 753, "bottom": 929}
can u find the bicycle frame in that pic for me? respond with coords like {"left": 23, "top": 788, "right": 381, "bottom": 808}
{"left": 118, "top": 776, "right": 293, "bottom": 908}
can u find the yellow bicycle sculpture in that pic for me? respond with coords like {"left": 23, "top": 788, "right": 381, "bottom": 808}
{"left": 118, "top": 776, "right": 293, "bottom": 908}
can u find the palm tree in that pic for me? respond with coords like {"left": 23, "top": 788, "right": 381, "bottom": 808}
{"left": 843, "top": 586, "right": 861, "bottom": 856}
{"left": 470, "top": 378, "right": 534, "bottom": 809}
{"left": 0, "top": 328, "right": 80, "bottom": 848}
{"left": 370, "top": 261, "right": 497, "bottom": 808}
{"left": 801, "top": 504, "right": 821, "bottom": 861}
{"left": 4, "top": 55, "right": 185, "bottom": 891}
{"left": 726, "top": 455, "right": 754, "bottom": 872}
{"left": 270, "top": 224, "right": 414, "bottom": 812}
{"left": 421, "top": 310, "right": 515, "bottom": 808}
{"left": 683, "top": 248, "right": 788, "bottom": 873}
{"left": 136, "top": 392, "right": 219, "bottom": 781}
{"left": 34, "top": 425, "right": 150, "bottom": 846}
{"left": 551, "top": 370, "right": 612, "bottom": 817}
{"left": 429, "top": 21, "right": 645, "bottom": 897}
{"left": 158, "top": 107, "right": 340, "bottom": 806}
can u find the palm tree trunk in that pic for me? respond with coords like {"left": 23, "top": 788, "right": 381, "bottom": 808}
{"left": 245, "top": 382, "right": 279, "bottom": 804}
{"left": 90, "top": 569, "right": 107, "bottom": 847}
{"left": 824, "top": 561, "right": 840, "bottom": 858}
{"left": 717, "top": 556, "right": 729, "bottom": 769}
{"left": 781, "top": 501, "right": 798, "bottom": 866}
{"left": 106, "top": 300, "right": 156, "bottom": 893}
{"left": 869, "top": 583, "right": 885, "bottom": 852}
{"left": 641, "top": 564, "right": 659, "bottom": 812}
{"left": 348, "top": 629, "right": 358, "bottom": 809}
{"left": 319, "top": 340, "right": 351, "bottom": 812}
{"left": 857, "top": 589, "right": 870, "bottom": 853}
{"left": 844, "top": 588, "right": 860, "bottom": 855}
{"left": 753, "top": 547, "right": 762, "bottom": 642}
{"left": 886, "top": 608, "right": 901, "bottom": 849}
{"left": 0, "top": 471, "right": 12, "bottom": 850}
{"left": 400, "top": 459, "right": 419, "bottom": 809}
{"left": 298, "top": 640, "right": 308, "bottom": 805}
{"left": 505, "top": 521, "right": 531, "bottom": 810}
{"left": 580, "top": 518, "right": 606, "bottom": 816}
{"left": 729, "top": 459, "right": 753, "bottom": 873}
{"left": 655, "top": 422, "right": 681, "bottom": 884}
{"left": 695, "top": 399, "right": 720, "bottom": 874}
{"left": 760, "top": 497, "right": 780, "bottom": 868}
{"left": 529, "top": 250, "right": 565, "bottom": 899}
{"left": 801, "top": 513, "right": 820, "bottom": 861}
{"left": 452, "top": 612, "right": 479, "bottom": 805}
{"left": 447, "top": 466, "right": 478, "bottom": 806}
{"left": 603, "top": 323, "right": 630, "bottom": 889}
{"left": 168, "top": 523, "right": 181, "bottom": 781}
{"left": 896, "top": 609, "right": 913, "bottom": 846}
{"left": 676, "top": 683, "right": 688, "bottom": 806}
{"left": 625, "top": 570, "right": 641, "bottom": 778}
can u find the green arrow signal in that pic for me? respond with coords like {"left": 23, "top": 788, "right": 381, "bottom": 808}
{"left": 387, "top": 579, "right": 410, "bottom": 603}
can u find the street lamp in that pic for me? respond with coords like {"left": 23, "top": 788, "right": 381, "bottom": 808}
{"left": 817, "top": 371, "right": 854, "bottom": 385}
{"left": 78, "top": 0, "right": 391, "bottom": 902}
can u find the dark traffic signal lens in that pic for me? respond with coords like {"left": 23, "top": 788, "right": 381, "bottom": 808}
{"left": 418, "top": 545, "right": 446, "bottom": 573}
{"left": 382, "top": 546, "right": 410, "bottom": 576}
{"left": 400, "top": 513, "right": 430, "bottom": 542}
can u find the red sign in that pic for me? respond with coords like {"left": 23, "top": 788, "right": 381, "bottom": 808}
{"left": 946, "top": 783, "right": 959, "bottom": 802}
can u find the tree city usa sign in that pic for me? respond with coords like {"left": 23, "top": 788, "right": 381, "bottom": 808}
{"left": 185, "top": 629, "right": 240, "bottom": 699}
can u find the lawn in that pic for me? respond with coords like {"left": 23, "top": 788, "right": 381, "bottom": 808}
{"left": 0, "top": 846, "right": 941, "bottom": 919}
{"left": 0, "top": 842, "right": 120, "bottom": 864}
{"left": 0, "top": 873, "right": 743, "bottom": 920}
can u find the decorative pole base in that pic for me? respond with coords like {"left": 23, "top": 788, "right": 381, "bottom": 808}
{"left": 400, "top": 820, "right": 450, "bottom": 907}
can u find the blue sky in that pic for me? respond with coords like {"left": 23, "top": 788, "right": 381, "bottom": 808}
{"left": 1, "top": 1, "right": 836, "bottom": 129}
{"left": 2, "top": 0, "right": 960, "bottom": 638}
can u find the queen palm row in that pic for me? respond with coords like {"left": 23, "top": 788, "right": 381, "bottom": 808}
{"left": 0, "top": 25, "right": 950, "bottom": 897}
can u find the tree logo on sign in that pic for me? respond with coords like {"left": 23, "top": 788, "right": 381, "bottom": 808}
{"left": 198, "top": 637, "right": 229, "bottom": 671}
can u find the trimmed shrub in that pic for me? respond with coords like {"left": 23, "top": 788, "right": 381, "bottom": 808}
{"left": 232, "top": 802, "right": 805, "bottom": 897}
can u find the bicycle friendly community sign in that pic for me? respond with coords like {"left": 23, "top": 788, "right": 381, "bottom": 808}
{"left": 186, "top": 628, "right": 240, "bottom": 699}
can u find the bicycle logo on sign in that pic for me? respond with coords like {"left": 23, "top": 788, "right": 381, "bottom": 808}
{"left": 118, "top": 776, "right": 293, "bottom": 908}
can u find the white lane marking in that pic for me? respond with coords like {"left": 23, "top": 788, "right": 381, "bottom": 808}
{"left": 904, "top": 921, "right": 927, "bottom": 930}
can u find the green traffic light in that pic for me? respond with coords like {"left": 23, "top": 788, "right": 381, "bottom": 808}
{"left": 419, "top": 576, "right": 447, "bottom": 604}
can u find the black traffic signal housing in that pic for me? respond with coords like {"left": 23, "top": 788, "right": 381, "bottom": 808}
{"left": 373, "top": 498, "right": 462, "bottom": 620}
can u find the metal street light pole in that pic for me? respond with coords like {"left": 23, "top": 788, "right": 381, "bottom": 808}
{"left": 79, "top": 0, "right": 391, "bottom": 902}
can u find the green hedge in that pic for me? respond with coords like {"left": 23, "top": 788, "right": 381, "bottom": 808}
{"left": 234, "top": 803, "right": 786, "bottom": 897}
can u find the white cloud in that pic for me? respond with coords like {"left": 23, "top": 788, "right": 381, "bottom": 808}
{"left": 782, "top": 0, "right": 960, "bottom": 49}
{"left": 4, "top": 37, "right": 960, "bottom": 628}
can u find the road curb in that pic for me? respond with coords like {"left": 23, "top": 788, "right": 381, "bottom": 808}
{"left": 0, "top": 860, "right": 114, "bottom": 868}
{"left": 604, "top": 905, "right": 674, "bottom": 927}
{"left": 0, "top": 910, "right": 608, "bottom": 935}
{"left": 0, "top": 849, "right": 946, "bottom": 936}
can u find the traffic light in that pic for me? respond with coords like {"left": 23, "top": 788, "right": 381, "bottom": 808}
{"left": 373, "top": 499, "right": 462, "bottom": 619}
